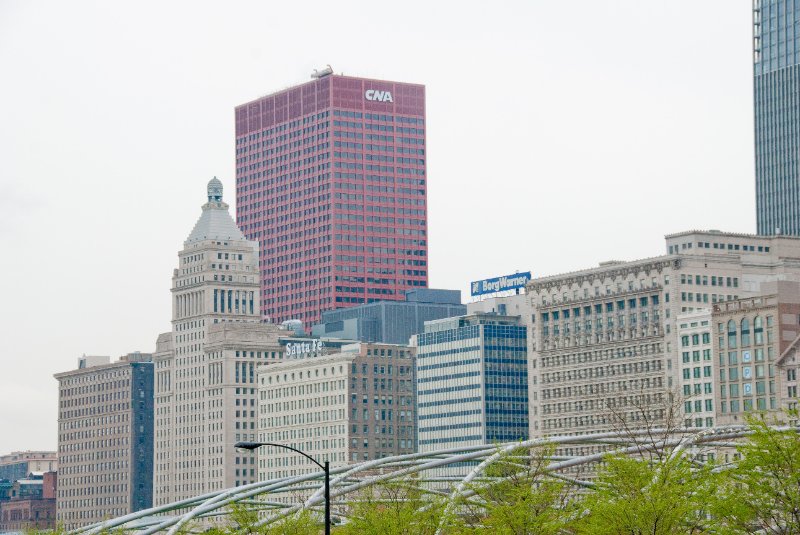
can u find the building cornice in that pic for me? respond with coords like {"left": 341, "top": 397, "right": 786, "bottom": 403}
{"left": 527, "top": 257, "right": 676, "bottom": 293}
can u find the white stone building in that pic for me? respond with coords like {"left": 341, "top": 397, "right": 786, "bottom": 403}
{"left": 527, "top": 230, "right": 800, "bottom": 440}
{"left": 153, "top": 179, "right": 290, "bottom": 506}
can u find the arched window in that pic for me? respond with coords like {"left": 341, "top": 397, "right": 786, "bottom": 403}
{"left": 754, "top": 316, "right": 764, "bottom": 344}
{"left": 741, "top": 318, "right": 751, "bottom": 346}
{"left": 727, "top": 320, "right": 737, "bottom": 349}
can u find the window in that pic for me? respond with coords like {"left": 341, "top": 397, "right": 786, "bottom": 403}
{"left": 754, "top": 316, "right": 763, "bottom": 344}
{"left": 727, "top": 320, "right": 737, "bottom": 348}
{"left": 741, "top": 318, "right": 751, "bottom": 346}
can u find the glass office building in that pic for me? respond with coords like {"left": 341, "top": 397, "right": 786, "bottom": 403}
{"left": 754, "top": 0, "right": 800, "bottom": 235}
{"left": 415, "top": 313, "right": 528, "bottom": 452}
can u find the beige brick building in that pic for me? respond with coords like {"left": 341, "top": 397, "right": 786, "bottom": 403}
{"left": 257, "top": 342, "right": 416, "bottom": 491}
{"left": 527, "top": 230, "right": 800, "bottom": 440}
{"left": 54, "top": 353, "right": 153, "bottom": 529}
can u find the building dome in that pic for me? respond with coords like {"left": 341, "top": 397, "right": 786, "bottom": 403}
{"left": 207, "top": 177, "right": 223, "bottom": 202}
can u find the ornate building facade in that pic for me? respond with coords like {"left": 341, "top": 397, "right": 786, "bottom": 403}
{"left": 527, "top": 231, "right": 800, "bottom": 440}
{"left": 153, "top": 179, "right": 289, "bottom": 505}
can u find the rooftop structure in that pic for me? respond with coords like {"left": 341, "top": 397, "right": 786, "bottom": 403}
{"left": 311, "top": 288, "right": 465, "bottom": 344}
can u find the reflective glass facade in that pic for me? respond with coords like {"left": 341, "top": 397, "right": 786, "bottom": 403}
{"left": 235, "top": 75, "right": 428, "bottom": 324}
{"left": 754, "top": 0, "right": 800, "bottom": 235}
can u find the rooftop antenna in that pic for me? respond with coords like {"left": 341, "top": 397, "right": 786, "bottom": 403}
{"left": 311, "top": 65, "right": 333, "bottom": 79}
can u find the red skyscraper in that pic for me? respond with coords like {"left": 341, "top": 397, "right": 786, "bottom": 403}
{"left": 235, "top": 73, "right": 428, "bottom": 325}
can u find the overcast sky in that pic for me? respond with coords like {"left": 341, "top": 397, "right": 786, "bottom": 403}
{"left": 0, "top": 1, "right": 754, "bottom": 453}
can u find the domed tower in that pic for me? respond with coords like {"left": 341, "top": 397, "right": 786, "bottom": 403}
{"left": 207, "top": 177, "right": 223, "bottom": 203}
{"left": 153, "top": 178, "right": 264, "bottom": 506}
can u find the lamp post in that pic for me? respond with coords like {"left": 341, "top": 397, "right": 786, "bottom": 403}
{"left": 234, "top": 441, "right": 330, "bottom": 535}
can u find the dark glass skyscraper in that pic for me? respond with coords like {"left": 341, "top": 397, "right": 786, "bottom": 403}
{"left": 754, "top": 0, "right": 800, "bottom": 235}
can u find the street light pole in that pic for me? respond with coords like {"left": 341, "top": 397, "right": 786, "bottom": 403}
{"left": 234, "top": 441, "right": 330, "bottom": 535}
{"left": 324, "top": 460, "right": 330, "bottom": 534}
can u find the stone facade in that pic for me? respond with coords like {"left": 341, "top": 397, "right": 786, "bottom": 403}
{"left": 256, "top": 342, "right": 416, "bottom": 496}
{"left": 527, "top": 230, "right": 800, "bottom": 440}
{"left": 153, "top": 179, "right": 294, "bottom": 506}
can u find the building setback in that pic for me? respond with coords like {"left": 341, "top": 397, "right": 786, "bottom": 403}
{"left": 527, "top": 230, "right": 800, "bottom": 441}
{"left": 754, "top": 0, "right": 800, "bottom": 235}
{"left": 311, "top": 288, "right": 465, "bottom": 344}
{"left": 257, "top": 342, "right": 416, "bottom": 493}
{"left": 414, "top": 313, "right": 528, "bottom": 452}
{"left": 54, "top": 354, "right": 153, "bottom": 529}
{"left": 153, "top": 179, "right": 294, "bottom": 506}
{"left": 235, "top": 72, "right": 428, "bottom": 325}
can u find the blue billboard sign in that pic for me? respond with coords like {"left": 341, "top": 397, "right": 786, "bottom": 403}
{"left": 470, "top": 272, "right": 532, "bottom": 297}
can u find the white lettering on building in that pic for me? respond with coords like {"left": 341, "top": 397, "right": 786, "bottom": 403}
{"left": 285, "top": 340, "right": 325, "bottom": 358}
{"left": 365, "top": 89, "right": 394, "bottom": 103}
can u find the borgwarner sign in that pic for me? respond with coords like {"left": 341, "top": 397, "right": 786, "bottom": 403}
{"left": 365, "top": 89, "right": 393, "bottom": 102}
{"left": 471, "top": 272, "right": 532, "bottom": 297}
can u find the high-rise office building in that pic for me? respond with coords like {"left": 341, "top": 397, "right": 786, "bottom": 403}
{"left": 754, "top": 1, "right": 800, "bottom": 235}
{"left": 152, "top": 179, "right": 292, "bottom": 506}
{"left": 414, "top": 313, "right": 529, "bottom": 452}
{"left": 235, "top": 72, "right": 428, "bottom": 325}
{"left": 54, "top": 353, "right": 153, "bottom": 529}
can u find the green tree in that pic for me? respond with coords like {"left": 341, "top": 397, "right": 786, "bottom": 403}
{"left": 336, "top": 477, "right": 449, "bottom": 535}
{"left": 453, "top": 444, "right": 577, "bottom": 535}
{"left": 713, "top": 413, "right": 800, "bottom": 534}
{"left": 204, "top": 503, "right": 321, "bottom": 535}
{"left": 575, "top": 451, "right": 719, "bottom": 535}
